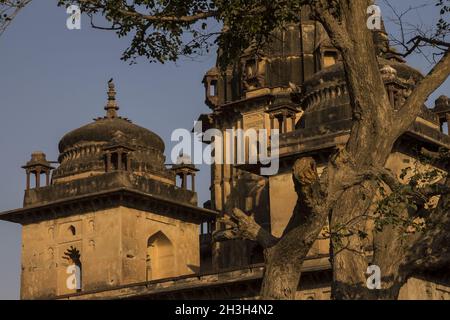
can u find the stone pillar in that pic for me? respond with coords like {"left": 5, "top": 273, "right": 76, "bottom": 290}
{"left": 35, "top": 169, "right": 41, "bottom": 188}
{"left": 46, "top": 170, "right": 50, "bottom": 186}
{"left": 213, "top": 163, "right": 223, "bottom": 211}
{"left": 117, "top": 151, "right": 122, "bottom": 171}
{"left": 446, "top": 113, "right": 450, "bottom": 130}
{"left": 231, "top": 123, "right": 237, "bottom": 185}
{"left": 235, "top": 119, "right": 243, "bottom": 184}
{"left": 191, "top": 173, "right": 196, "bottom": 192}
{"left": 127, "top": 154, "right": 132, "bottom": 172}
{"left": 26, "top": 170, "right": 30, "bottom": 190}
{"left": 277, "top": 116, "right": 282, "bottom": 133}
{"left": 291, "top": 114, "right": 296, "bottom": 131}
{"left": 269, "top": 114, "right": 275, "bottom": 132}
{"left": 222, "top": 128, "right": 231, "bottom": 208}
{"left": 181, "top": 172, "right": 187, "bottom": 189}
{"left": 212, "top": 130, "right": 223, "bottom": 211}
{"left": 236, "top": 118, "right": 243, "bottom": 165}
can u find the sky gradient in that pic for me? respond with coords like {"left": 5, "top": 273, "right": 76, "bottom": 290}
{"left": 0, "top": 0, "right": 448, "bottom": 299}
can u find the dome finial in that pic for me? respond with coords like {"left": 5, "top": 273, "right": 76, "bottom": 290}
{"left": 105, "top": 78, "right": 119, "bottom": 119}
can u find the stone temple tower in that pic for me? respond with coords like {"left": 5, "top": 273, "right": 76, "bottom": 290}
{"left": 199, "top": 7, "right": 336, "bottom": 270}
{"left": 198, "top": 8, "right": 450, "bottom": 301}
{"left": 0, "top": 80, "right": 215, "bottom": 299}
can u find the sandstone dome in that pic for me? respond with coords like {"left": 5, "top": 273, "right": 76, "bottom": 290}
{"left": 52, "top": 80, "right": 168, "bottom": 181}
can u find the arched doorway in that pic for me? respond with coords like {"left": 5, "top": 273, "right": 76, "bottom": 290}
{"left": 146, "top": 232, "right": 175, "bottom": 281}
{"left": 60, "top": 246, "right": 82, "bottom": 294}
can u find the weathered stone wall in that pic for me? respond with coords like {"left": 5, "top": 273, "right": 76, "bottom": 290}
{"left": 268, "top": 172, "right": 297, "bottom": 238}
{"left": 120, "top": 207, "right": 200, "bottom": 284}
{"left": 399, "top": 278, "right": 450, "bottom": 300}
{"left": 21, "top": 207, "right": 122, "bottom": 299}
{"left": 20, "top": 206, "right": 200, "bottom": 299}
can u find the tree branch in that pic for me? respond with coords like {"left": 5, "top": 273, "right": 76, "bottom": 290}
{"left": 0, "top": 0, "right": 31, "bottom": 37}
{"left": 276, "top": 157, "right": 328, "bottom": 257}
{"left": 312, "top": 0, "right": 351, "bottom": 52}
{"left": 78, "top": 0, "right": 217, "bottom": 23}
{"left": 213, "top": 208, "right": 278, "bottom": 249}
{"left": 398, "top": 36, "right": 450, "bottom": 58}
{"left": 397, "top": 49, "right": 450, "bottom": 133}
{"left": 115, "top": 8, "right": 216, "bottom": 23}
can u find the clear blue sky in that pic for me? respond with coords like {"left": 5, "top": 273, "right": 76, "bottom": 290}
{"left": 0, "top": 1, "right": 448, "bottom": 299}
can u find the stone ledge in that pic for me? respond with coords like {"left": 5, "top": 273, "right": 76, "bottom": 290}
{"left": 56, "top": 257, "right": 331, "bottom": 300}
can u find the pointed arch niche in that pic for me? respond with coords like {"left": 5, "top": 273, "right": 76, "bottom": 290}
{"left": 146, "top": 231, "right": 175, "bottom": 281}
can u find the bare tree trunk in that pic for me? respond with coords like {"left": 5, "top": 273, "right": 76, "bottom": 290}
{"left": 260, "top": 248, "right": 303, "bottom": 299}
{"left": 314, "top": 0, "right": 449, "bottom": 300}
{"left": 330, "top": 184, "right": 375, "bottom": 299}
{"left": 371, "top": 224, "right": 411, "bottom": 299}
{"left": 215, "top": 157, "right": 329, "bottom": 299}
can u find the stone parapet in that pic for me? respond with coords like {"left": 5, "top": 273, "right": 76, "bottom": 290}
{"left": 24, "top": 171, "right": 197, "bottom": 207}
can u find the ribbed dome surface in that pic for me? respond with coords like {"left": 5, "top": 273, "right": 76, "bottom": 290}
{"left": 302, "top": 58, "right": 423, "bottom": 91}
{"left": 296, "top": 58, "right": 425, "bottom": 132}
{"left": 58, "top": 117, "right": 165, "bottom": 154}
{"left": 52, "top": 80, "right": 170, "bottom": 181}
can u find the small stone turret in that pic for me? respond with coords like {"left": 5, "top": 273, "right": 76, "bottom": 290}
{"left": 432, "top": 95, "right": 450, "bottom": 133}
{"left": 22, "top": 151, "right": 54, "bottom": 190}
{"left": 171, "top": 154, "right": 199, "bottom": 191}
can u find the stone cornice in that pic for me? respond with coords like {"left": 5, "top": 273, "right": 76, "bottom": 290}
{"left": 0, "top": 187, "right": 217, "bottom": 225}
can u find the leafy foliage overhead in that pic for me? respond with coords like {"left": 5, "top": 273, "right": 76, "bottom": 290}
{"left": 53, "top": 0, "right": 449, "bottom": 68}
